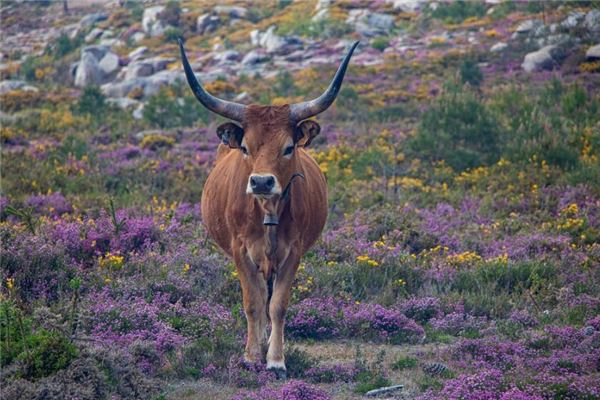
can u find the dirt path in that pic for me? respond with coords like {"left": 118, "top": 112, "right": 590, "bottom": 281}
{"left": 163, "top": 341, "right": 451, "bottom": 400}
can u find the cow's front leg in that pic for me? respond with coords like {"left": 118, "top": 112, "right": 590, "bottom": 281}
{"left": 266, "top": 247, "right": 300, "bottom": 377}
{"left": 234, "top": 245, "right": 268, "bottom": 363}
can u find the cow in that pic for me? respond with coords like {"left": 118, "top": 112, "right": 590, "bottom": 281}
{"left": 178, "top": 38, "right": 358, "bottom": 377}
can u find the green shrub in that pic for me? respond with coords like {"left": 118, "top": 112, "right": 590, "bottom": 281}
{"left": 50, "top": 33, "right": 83, "bottom": 60}
{"left": 19, "top": 329, "right": 78, "bottom": 379}
{"left": 391, "top": 355, "right": 418, "bottom": 370}
{"left": 142, "top": 84, "right": 210, "bottom": 128}
{"left": 459, "top": 58, "right": 483, "bottom": 87}
{"left": 73, "top": 86, "right": 108, "bottom": 116}
{"left": 371, "top": 38, "right": 390, "bottom": 52}
{"left": 429, "top": 1, "right": 487, "bottom": 24}
{"left": 408, "top": 83, "right": 503, "bottom": 171}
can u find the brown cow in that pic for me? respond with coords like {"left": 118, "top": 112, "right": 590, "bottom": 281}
{"left": 178, "top": 39, "right": 358, "bottom": 377}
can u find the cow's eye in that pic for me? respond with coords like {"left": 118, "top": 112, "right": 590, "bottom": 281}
{"left": 283, "top": 145, "right": 294, "bottom": 156}
{"left": 240, "top": 145, "right": 248, "bottom": 155}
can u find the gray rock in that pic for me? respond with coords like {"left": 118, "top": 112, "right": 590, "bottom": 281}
{"left": 131, "top": 32, "right": 146, "bottom": 43}
{"left": 490, "top": 42, "right": 507, "bottom": 52}
{"left": 346, "top": 9, "right": 395, "bottom": 36}
{"left": 0, "top": 80, "right": 38, "bottom": 95}
{"left": 250, "top": 29, "right": 261, "bottom": 46}
{"left": 385, "top": 0, "right": 422, "bottom": 12}
{"left": 312, "top": 8, "right": 329, "bottom": 22}
{"left": 133, "top": 104, "right": 145, "bottom": 120}
{"left": 365, "top": 384, "right": 404, "bottom": 397}
{"left": 537, "top": 34, "right": 574, "bottom": 48}
{"left": 142, "top": 6, "right": 165, "bottom": 34}
{"left": 234, "top": 91, "right": 248, "bottom": 102}
{"left": 69, "top": 62, "right": 79, "bottom": 80}
{"left": 213, "top": 5, "right": 247, "bottom": 19}
{"left": 197, "top": 13, "right": 221, "bottom": 35}
{"left": 515, "top": 19, "right": 543, "bottom": 34}
{"left": 583, "top": 326, "right": 595, "bottom": 336}
{"left": 585, "top": 9, "right": 600, "bottom": 32}
{"left": 79, "top": 13, "right": 107, "bottom": 29}
{"left": 85, "top": 28, "right": 104, "bottom": 43}
{"left": 143, "top": 70, "right": 183, "bottom": 96}
{"left": 98, "top": 52, "right": 120, "bottom": 76}
{"left": 128, "top": 46, "right": 148, "bottom": 62}
{"left": 101, "top": 79, "right": 144, "bottom": 98}
{"left": 214, "top": 50, "right": 240, "bottom": 64}
{"left": 561, "top": 11, "right": 584, "bottom": 29}
{"left": 241, "top": 50, "right": 269, "bottom": 65}
{"left": 100, "top": 30, "right": 114, "bottom": 39}
{"left": 256, "top": 26, "right": 303, "bottom": 54}
{"left": 522, "top": 45, "right": 563, "bottom": 72}
{"left": 75, "top": 52, "right": 103, "bottom": 87}
{"left": 586, "top": 44, "right": 600, "bottom": 60}
{"left": 145, "top": 56, "right": 176, "bottom": 72}
{"left": 81, "top": 45, "right": 109, "bottom": 61}
{"left": 124, "top": 62, "right": 154, "bottom": 80}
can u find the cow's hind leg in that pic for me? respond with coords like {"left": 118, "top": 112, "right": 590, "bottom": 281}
{"left": 234, "top": 246, "right": 269, "bottom": 363}
{"left": 266, "top": 247, "right": 300, "bottom": 378}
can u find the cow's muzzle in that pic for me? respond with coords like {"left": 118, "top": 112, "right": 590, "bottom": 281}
{"left": 247, "top": 174, "right": 280, "bottom": 196}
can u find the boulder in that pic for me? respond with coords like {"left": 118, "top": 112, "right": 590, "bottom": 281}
{"left": 131, "top": 32, "right": 145, "bottom": 43}
{"left": 79, "top": 13, "right": 107, "bottom": 29}
{"left": 98, "top": 52, "right": 120, "bottom": 76}
{"left": 128, "top": 46, "right": 148, "bottom": 62}
{"left": 585, "top": 9, "right": 600, "bottom": 38}
{"left": 515, "top": 19, "right": 543, "bottom": 34}
{"left": 101, "top": 79, "right": 144, "bottom": 98}
{"left": 312, "top": 8, "right": 329, "bottom": 22}
{"left": 522, "top": 45, "right": 564, "bottom": 72}
{"left": 124, "top": 62, "right": 154, "bottom": 80}
{"left": 490, "top": 42, "right": 507, "bottom": 52}
{"left": 241, "top": 50, "right": 269, "bottom": 65}
{"left": 145, "top": 57, "right": 176, "bottom": 72}
{"left": 385, "top": 0, "right": 422, "bottom": 12}
{"left": 0, "top": 80, "right": 38, "bottom": 95}
{"left": 142, "top": 6, "right": 168, "bottom": 37}
{"left": 213, "top": 5, "right": 247, "bottom": 19}
{"left": 586, "top": 44, "right": 600, "bottom": 61}
{"left": 74, "top": 52, "right": 103, "bottom": 87}
{"left": 255, "top": 26, "right": 303, "bottom": 54}
{"left": 561, "top": 11, "right": 584, "bottom": 30}
{"left": 81, "top": 45, "right": 109, "bottom": 61}
{"left": 214, "top": 50, "right": 240, "bottom": 64}
{"left": 346, "top": 9, "right": 395, "bottom": 36}
{"left": 197, "top": 13, "right": 221, "bottom": 35}
{"left": 85, "top": 28, "right": 104, "bottom": 43}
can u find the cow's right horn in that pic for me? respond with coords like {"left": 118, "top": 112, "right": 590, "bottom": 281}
{"left": 179, "top": 38, "right": 245, "bottom": 122}
{"left": 289, "top": 41, "right": 359, "bottom": 123}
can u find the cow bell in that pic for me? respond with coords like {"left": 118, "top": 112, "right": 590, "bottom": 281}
{"left": 263, "top": 214, "right": 279, "bottom": 226}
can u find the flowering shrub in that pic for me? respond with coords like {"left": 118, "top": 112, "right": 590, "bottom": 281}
{"left": 344, "top": 303, "right": 424, "bottom": 344}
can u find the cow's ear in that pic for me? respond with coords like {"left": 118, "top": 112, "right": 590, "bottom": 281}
{"left": 217, "top": 122, "right": 244, "bottom": 148}
{"left": 295, "top": 120, "right": 320, "bottom": 147}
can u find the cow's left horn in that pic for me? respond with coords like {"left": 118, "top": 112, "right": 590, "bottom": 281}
{"left": 289, "top": 41, "right": 359, "bottom": 123}
{"left": 178, "top": 38, "right": 245, "bottom": 122}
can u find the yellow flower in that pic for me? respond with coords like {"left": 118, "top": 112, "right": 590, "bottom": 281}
{"left": 356, "top": 255, "right": 370, "bottom": 262}
{"left": 182, "top": 263, "right": 191, "bottom": 274}
{"left": 367, "top": 259, "right": 379, "bottom": 267}
{"left": 394, "top": 278, "right": 406, "bottom": 287}
{"left": 6, "top": 278, "right": 14, "bottom": 290}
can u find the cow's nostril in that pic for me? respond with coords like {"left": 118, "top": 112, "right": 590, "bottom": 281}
{"left": 265, "top": 176, "right": 275, "bottom": 189}
{"left": 250, "top": 176, "right": 258, "bottom": 188}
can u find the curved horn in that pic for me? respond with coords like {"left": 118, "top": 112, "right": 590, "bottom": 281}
{"left": 178, "top": 38, "right": 245, "bottom": 122}
{"left": 290, "top": 41, "right": 359, "bottom": 122}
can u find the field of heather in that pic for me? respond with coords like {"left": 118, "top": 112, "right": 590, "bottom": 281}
{"left": 1, "top": 1, "right": 599, "bottom": 399}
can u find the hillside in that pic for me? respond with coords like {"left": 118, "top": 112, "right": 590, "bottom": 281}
{"left": 1, "top": 1, "right": 599, "bottom": 399}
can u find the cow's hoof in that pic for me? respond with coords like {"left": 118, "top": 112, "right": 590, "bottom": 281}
{"left": 267, "top": 367, "right": 287, "bottom": 380}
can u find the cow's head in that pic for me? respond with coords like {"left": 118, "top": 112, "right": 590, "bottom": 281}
{"left": 179, "top": 39, "right": 358, "bottom": 198}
